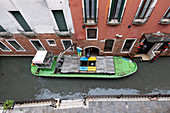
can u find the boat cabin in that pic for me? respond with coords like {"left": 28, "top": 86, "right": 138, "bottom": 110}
{"left": 32, "top": 51, "right": 54, "bottom": 68}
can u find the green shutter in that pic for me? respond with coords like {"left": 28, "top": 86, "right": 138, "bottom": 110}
{"left": 11, "top": 11, "right": 32, "bottom": 32}
{"left": 94, "top": 0, "right": 97, "bottom": 22}
{"left": 118, "top": 0, "right": 125, "bottom": 22}
{"left": 84, "top": 0, "right": 87, "bottom": 22}
{"left": 52, "top": 10, "right": 68, "bottom": 32}
{"left": 0, "top": 25, "right": 6, "bottom": 32}
{"left": 109, "top": 0, "right": 115, "bottom": 21}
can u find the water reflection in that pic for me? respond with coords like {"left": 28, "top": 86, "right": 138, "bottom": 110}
{"left": 0, "top": 56, "right": 170, "bottom": 101}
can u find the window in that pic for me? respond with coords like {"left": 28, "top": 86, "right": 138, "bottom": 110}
{"left": 52, "top": 10, "right": 68, "bottom": 31}
{"left": 121, "top": 39, "right": 136, "bottom": 53}
{"left": 61, "top": 39, "right": 73, "bottom": 51}
{"left": 0, "top": 41, "right": 11, "bottom": 52}
{"left": 29, "top": 39, "right": 45, "bottom": 51}
{"left": 107, "top": 0, "right": 127, "bottom": 24}
{"left": 6, "top": 39, "right": 25, "bottom": 51}
{"left": 159, "top": 7, "right": 170, "bottom": 24}
{"left": 86, "top": 28, "right": 98, "bottom": 40}
{"left": 0, "top": 25, "right": 6, "bottom": 32}
{"left": 10, "top": 11, "right": 32, "bottom": 32}
{"left": 82, "top": 0, "right": 98, "bottom": 25}
{"left": 104, "top": 39, "right": 115, "bottom": 52}
{"left": 132, "top": 0, "right": 157, "bottom": 25}
{"left": 46, "top": 39, "right": 57, "bottom": 46}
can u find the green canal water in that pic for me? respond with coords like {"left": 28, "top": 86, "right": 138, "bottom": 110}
{"left": 0, "top": 56, "right": 170, "bottom": 101}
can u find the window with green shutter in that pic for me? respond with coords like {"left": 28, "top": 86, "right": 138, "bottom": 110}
{"left": 84, "top": 0, "right": 97, "bottom": 23}
{"left": 0, "top": 25, "right": 6, "bottom": 32}
{"left": 108, "top": 0, "right": 126, "bottom": 22}
{"left": 10, "top": 11, "right": 32, "bottom": 32}
{"left": 52, "top": 10, "right": 68, "bottom": 32}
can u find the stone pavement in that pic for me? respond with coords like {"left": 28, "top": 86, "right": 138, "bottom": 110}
{"left": 2, "top": 97, "right": 170, "bottom": 113}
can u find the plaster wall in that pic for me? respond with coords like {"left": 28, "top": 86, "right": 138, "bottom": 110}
{"left": 0, "top": 0, "right": 74, "bottom": 33}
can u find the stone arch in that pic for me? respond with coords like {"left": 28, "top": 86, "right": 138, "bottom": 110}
{"left": 83, "top": 46, "right": 101, "bottom": 56}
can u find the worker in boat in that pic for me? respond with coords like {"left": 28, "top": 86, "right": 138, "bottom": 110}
{"left": 86, "top": 49, "right": 91, "bottom": 58}
{"left": 76, "top": 45, "right": 82, "bottom": 57}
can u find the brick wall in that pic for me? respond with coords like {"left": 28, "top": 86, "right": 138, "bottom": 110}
{"left": 1, "top": 33, "right": 170, "bottom": 56}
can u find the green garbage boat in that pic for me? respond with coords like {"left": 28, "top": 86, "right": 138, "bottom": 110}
{"left": 31, "top": 51, "right": 137, "bottom": 78}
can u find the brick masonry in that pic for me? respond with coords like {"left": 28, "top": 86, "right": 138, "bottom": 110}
{"left": 0, "top": 33, "right": 170, "bottom": 56}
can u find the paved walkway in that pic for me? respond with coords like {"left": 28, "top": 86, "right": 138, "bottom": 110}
{"left": 2, "top": 97, "right": 170, "bottom": 113}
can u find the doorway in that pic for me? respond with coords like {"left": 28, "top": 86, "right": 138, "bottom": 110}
{"left": 84, "top": 46, "right": 100, "bottom": 56}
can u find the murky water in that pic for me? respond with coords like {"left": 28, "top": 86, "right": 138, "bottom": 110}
{"left": 0, "top": 56, "right": 170, "bottom": 101}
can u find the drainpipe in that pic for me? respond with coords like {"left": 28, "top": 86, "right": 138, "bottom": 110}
{"left": 151, "top": 43, "right": 169, "bottom": 63}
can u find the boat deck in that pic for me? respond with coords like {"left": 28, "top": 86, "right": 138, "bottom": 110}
{"left": 60, "top": 55, "right": 115, "bottom": 74}
{"left": 31, "top": 56, "right": 137, "bottom": 78}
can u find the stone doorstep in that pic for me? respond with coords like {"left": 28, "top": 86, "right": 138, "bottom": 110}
{"left": 57, "top": 99, "right": 86, "bottom": 109}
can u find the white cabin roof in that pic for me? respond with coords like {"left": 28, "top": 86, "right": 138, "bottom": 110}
{"left": 32, "top": 51, "right": 47, "bottom": 63}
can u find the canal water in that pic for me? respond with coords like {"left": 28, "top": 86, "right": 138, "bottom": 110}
{"left": 0, "top": 56, "right": 170, "bottom": 101}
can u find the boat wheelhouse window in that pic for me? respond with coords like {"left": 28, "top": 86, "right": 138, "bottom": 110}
{"left": 83, "top": 0, "right": 98, "bottom": 24}
{"left": 107, "top": 0, "right": 126, "bottom": 24}
{"left": 29, "top": 40, "right": 45, "bottom": 51}
{"left": 132, "top": 0, "right": 157, "bottom": 25}
{"left": 104, "top": 39, "right": 115, "bottom": 52}
{"left": 6, "top": 40, "right": 25, "bottom": 51}
{"left": 52, "top": 10, "right": 68, "bottom": 31}
{"left": 121, "top": 39, "right": 136, "bottom": 53}
{"left": 10, "top": 11, "right": 32, "bottom": 32}
{"left": 0, "top": 25, "right": 6, "bottom": 32}
{"left": 61, "top": 40, "right": 73, "bottom": 51}
{"left": 86, "top": 28, "right": 97, "bottom": 40}
{"left": 46, "top": 39, "right": 56, "bottom": 46}
{"left": 0, "top": 41, "right": 11, "bottom": 51}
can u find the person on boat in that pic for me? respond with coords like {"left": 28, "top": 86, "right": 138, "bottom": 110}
{"left": 76, "top": 45, "right": 82, "bottom": 57}
{"left": 86, "top": 49, "right": 91, "bottom": 58}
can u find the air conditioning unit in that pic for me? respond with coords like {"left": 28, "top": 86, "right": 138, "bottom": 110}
{"left": 132, "top": 19, "right": 146, "bottom": 25}
{"left": 0, "top": 32, "right": 13, "bottom": 37}
{"left": 107, "top": 19, "right": 120, "bottom": 25}
{"left": 159, "top": 19, "right": 170, "bottom": 24}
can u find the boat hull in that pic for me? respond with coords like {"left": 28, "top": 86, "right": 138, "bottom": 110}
{"left": 31, "top": 56, "right": 137, "bottom": 78}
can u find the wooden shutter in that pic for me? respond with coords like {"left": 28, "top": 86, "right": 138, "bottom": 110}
{"left": 11, "top": 11, "right": 32, "bottom": 32}
{"left": 52, "top": 10, "right": 68, "bottom": 32}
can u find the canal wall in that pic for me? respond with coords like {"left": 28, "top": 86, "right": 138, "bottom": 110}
{"left": 1, "top": 94, "right": 170, "bottom": 113}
